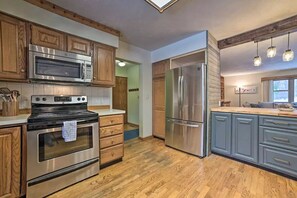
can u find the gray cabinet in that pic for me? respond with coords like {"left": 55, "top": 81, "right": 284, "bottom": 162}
{"left": 211, "top": 112, "right": 231, "bottom": 156}
{"left": 232, "top": 114, "right": 258, "bottom": 164}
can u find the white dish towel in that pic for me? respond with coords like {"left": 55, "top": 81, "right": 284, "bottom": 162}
{"left": 62, "top": 120, "right": 77, "bottom": 142}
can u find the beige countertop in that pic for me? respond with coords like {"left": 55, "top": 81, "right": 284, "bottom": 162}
{"left": 211, "top": 107, "right": 297, "bottom": 118}
{"left": 0, "top": 109, "right": 125, "bottom": 127}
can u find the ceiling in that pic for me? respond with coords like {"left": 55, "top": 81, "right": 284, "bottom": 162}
{"left": 221, "top": 32, "right": 297, "bottom": 76}
{"left": 49, "top": 0, "right": 297, "bottom": 51}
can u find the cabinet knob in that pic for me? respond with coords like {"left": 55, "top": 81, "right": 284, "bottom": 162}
{"left": 93, "top": 77, "right": 96, "bottom": 80}
{"left": 21, "top": 68, "right": 25, "bottom": 73}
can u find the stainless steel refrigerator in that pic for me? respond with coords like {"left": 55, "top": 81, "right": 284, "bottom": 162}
{"left": 165, "top": 63, "right": 206, "bottom": 157}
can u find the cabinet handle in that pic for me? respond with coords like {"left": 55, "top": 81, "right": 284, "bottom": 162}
{"left": 111, "top": 131, "right": 114, "bottom": 134}
{"left": 273, "top": 157, "right": 290, "bottom": 165}
{"left": 239, "top": 120, "right": 250, "bottom": 124}
{"left": 216, "top": 118, "right": 225, "bottom": 121}
{"left": 272, "top": 137, "right": 290, "bottom": 143}
{"left": 93, "top": 76, "right": 96, "bottom": 80}
{"left": 20, "top": 68, "right": 25, "bottom": 73}
{"left": 111, "top": 140, "right": 114, "bottom": 144}
{"left": 266, "top": 120, "right": 296, "bottom": 126}
{"left": 111, "top": 152, "right": 114, "bottom": 156}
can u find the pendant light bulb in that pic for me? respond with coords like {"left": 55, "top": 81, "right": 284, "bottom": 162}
{"left": 254, "top": 41, "right": 262, "bottom": 66}
{"left": 118, "top": 61, "right": 126, "bottom": 67}
{"left": 283, "top": 32, "right": 294, "bottom": 62}
{"left": 267, "top": 38, "right": 276, "bottom": 58}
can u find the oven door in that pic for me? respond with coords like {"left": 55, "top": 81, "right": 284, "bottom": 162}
{"left": 29, "top": 51, "right": 87, "bottom": 83}
{"left": 27, "top": 122, "right": 99, "bottom": 181}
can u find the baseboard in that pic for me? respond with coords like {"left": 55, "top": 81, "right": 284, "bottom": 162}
{"left": 138, "top": 136, "right": 154, "bottom": 141}
{"left": 127, "top": 122, "right": 139, "bottom": 127}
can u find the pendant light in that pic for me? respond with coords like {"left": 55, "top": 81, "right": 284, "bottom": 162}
{"left": 267, "top": 37, "right": 276, "bottom": 58}
{"left": 118, "top": 61, "right": 126, "bottom": 67}
{"left": 254, "top": 41, "right": 262, "bottom": 66}
{"left": 283, "top": 32, "right": 294, "bottom": 62}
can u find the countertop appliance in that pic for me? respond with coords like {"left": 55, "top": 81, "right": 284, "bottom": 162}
{"left": 29, "top": 44, "right": 92, "bottom": 83}
{"left": 165, "top": 64, "right": 206, "bottom": 157}
{"left": 26, "top": 95, "right": 99, "bottom": 198}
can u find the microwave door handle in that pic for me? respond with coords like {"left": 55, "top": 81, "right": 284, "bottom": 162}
{"left": 81, "top": 63, "right": 86, "bottom": 79}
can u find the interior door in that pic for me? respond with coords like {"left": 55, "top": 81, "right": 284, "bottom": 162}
{"left": 112, "top": 76, "right": 128, "bottom": 123}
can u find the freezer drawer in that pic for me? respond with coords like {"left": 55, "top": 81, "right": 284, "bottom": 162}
{"left": 165, "top": 118, "right": 205, "bottom": 157}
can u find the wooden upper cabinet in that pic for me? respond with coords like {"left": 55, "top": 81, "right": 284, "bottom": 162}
{"left": 0, "top": 127, "right": 21, "bottom": 198}
{"left": 0, "top": 14, "right": 27, "bottom": 80}
{"left": 152, "top": 59, "right": 170, "bottom": 78}
{"left": 30, "top": 24, "right": 65, "bottom": 50}
{"left": 67, "top": 35, "right": 91, "bottom": 55}
{"left": 93, "top": 43, "right": 115, "bottom": 86}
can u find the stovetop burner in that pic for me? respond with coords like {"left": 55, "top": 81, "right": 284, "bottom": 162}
{"left": 27, "top": 95, "right": 98, "bottom": 130}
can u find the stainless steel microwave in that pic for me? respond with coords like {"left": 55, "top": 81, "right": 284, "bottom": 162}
{"left": 28, "top": 44, "right": 92, "bottom": 83}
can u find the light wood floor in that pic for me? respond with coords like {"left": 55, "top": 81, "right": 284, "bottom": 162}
{"left": 49, "top": 138, "right": 297, "bottom": 198}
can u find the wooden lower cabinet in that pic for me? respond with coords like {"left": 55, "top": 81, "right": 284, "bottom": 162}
{"left": 0, "top": 126, "right": 21, "bottom": 198}
{"left": 99, "top": 114, "right": 124, "bottom": 166}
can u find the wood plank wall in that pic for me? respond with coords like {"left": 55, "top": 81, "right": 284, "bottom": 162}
{"left": 207, "top": 32, "right": 221, "bottom": 155}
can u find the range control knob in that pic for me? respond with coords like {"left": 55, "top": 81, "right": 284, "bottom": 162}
{"left": 42, "top": 97, "right": 47, "bottom": 101}
{"left": 36, "top": 97, "right": 40, "bottom": 102}
{"left": 82, "top": 97, "right": 86, "bottom": 101}
{"left": 77, "top": 97, "right": 81, "bottom": 101}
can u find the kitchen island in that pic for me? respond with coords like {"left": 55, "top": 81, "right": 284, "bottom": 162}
{"left": 211, "top": 107, "right": 297, "bottom": 179}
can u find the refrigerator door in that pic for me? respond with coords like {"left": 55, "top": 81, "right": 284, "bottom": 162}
{"left": 165, "top": 67, "right": 182, "bottom": 120}
{"left": 181, "top": 64, "right": 206, "bottom": 122}
{"left": 165, "top": 64, "right": 205, "bottom": 123}
{"left": 165, "top": 118, "right": 205, "bottom": 157}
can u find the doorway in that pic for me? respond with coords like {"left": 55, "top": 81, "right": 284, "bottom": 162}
{"left": 113, "top": 59, "right": 140, "bottom": 141}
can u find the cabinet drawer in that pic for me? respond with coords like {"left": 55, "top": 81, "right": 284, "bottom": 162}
{"left": 100, "top": 134, "right": 123, "bottom": 149}
{"left": 259, "top": 116, "right": 297, "bottom": 130}
{"left": 99, "top": 115, "right": 123, "bottom": 127}
{"left": 259, "top": 145, "right": 297, "bottom": 177}
{"left": 100, "top": 124, "right": 123, "bottom": 138}
{"left": 100, "top": 144, "right": 123, "bottom": 164}
{"left": 259, "top": 126, "right": 297, "bottom": 151}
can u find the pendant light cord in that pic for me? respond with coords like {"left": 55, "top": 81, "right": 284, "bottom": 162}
{"left": 271, "top": 37, "right": 273, "bottom": 46}
{"left": 288, "top": 32, "right": 290, "bottom": 49}
{"left": 257, "top": 41, "right": 259, "bottom": 56}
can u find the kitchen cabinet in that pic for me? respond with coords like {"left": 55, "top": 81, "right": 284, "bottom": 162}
{"left": 232, "top": 114, "right": 258, "bottom": 164}
{"left": 67, "top": 35, "right": 91, "bottom": 55}
{"left": 259, "top": 115, "right": 297, "bottom": 177}
{"left": 93, "top": 43, "right": 115, "bottom": 86}
{"left": 99, "top": 114, "right": 124, "bottom": 166}
{"left": 0, "top": 126, "right": 21, "bottom": 198}
{"left": 211, "top": 112, "right": 232, "bottom": 156}
{"left": 152, "top": 59, "right": 169, "bottom": 139}
{"left": 30, "top": 24, "right": 66, "bottom": 50}
{"left": 0, "top": 13, "right": 27, "bottom": 81}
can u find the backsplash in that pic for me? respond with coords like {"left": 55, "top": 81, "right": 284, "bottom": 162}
{"left": 0, "top": 82, "right": 111, "bottom": 109}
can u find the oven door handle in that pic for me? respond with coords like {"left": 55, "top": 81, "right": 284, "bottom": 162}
{"left": 29, "top": 122, "right": 98, "bottom": 135}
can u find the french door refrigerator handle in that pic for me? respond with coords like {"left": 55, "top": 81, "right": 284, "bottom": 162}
{"left": 178, "top": 75, "right": 181, "bottom": 107}
{"left": 180, "top": 75, "right": 184, "bottom": 106}
{"left": 167, "top": 119, "right": 199, "bottom": 128}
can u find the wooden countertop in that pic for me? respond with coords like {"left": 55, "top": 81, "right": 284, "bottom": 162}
{"left": 211, "top": 107, "right": 297, "bottom": 118}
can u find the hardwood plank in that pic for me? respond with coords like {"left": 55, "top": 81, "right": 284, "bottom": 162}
{"left": 49, "top": 138, "right": 297, "bottom": 198}
{"left": 218, "top": 14, "right": 297, "bottom": 49}
{"left": 24, "top": 0, "right": 120, "bottom": 37}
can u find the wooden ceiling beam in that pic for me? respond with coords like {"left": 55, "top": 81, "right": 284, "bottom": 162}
{"left": 218, "top": 14, "right": 297, "bottom": 49}
{"left": 24, "top": 0, "right": 121, "bottom": 37}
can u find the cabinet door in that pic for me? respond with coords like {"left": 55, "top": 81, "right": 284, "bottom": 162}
{"left": 67, "top": 35, "right": 91, "bottom": 55}
{"left": 152, "top": 59, "right": 170, "bottom": 78}
{"left": 0, "top": 127, "right": 21, "bottom": 198}
{"left": 31, "top": 24, "right": 65, "bottom": 50}
{"left": 232, "top": 114, "right": 258, "bottom": 164}
{"left": 211, "top": 112, "right": 232, "bottom": 156}
{"left": 93, "top": 43, "right": 115, "bottom": 86}
{"left": 153, "top": 77, "right": 165, "bottom": 138}
{"left": 0, "top": 14, "right": 26, "bottom": 80}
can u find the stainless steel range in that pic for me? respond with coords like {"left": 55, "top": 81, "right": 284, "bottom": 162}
{"left": 26, "top": 95, "right": 99, "bottom": 198}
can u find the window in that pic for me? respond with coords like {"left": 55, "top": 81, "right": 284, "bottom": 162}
{"left": 273, "top": 80, "right": 289, "bottom": 102}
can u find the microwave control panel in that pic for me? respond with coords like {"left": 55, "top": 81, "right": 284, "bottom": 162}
{"left": 85, "top": 64, "right": 92, "bottom": 80}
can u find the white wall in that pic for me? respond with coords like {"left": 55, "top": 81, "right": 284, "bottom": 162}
{"left": 0, "top": 0, "right": 119, "bottom": 47}
{"left": 151, "top": 31, "right": 207, "bottom": 63}
{"left": 0, "top": 82, "right": 111, "bottom": 109}
{"left": 224, "top": 68, "right": 297, "bottom": 107}
{"left": 116, "top": 41, "right": 152, "bottom": 138}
